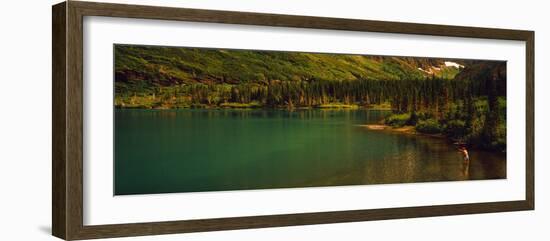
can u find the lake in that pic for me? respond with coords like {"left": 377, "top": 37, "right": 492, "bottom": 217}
{"left": 114, "top": 109, "right": 506, "bottom": 195}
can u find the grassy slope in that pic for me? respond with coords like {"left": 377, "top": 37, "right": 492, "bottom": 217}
{"left": 114, "top": 45, "right": 463, "bottom": 94}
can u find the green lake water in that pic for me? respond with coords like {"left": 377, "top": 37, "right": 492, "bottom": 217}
{"left": 114, "top": 109, "right": 506, "bottom": 195}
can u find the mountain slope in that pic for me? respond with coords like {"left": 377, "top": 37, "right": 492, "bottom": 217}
{"left": 114, "top": 45, "right": 467, "bottom": 91}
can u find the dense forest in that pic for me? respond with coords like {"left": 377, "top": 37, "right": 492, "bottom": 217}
{"left": 114, "top": 45, "right": 506, "bottom": 151}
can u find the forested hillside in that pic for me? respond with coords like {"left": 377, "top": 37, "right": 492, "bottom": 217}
{"left": 114, "top": 45, "right": 506, "bottom": 151}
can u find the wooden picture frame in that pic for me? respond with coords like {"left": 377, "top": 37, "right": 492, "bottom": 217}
{"left": 52, "top": 1, "right": 534, "bottom": 240}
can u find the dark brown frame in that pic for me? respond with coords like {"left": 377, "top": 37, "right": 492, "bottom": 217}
{"left": 52, "top": 1, "right": 535, "bottom": 240}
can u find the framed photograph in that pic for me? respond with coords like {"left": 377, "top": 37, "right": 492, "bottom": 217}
{"left": 52, "top": 1, "right": 534, "bottom": 240}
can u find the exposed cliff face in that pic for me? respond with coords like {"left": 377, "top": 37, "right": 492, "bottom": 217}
{"left": 454, "top": 61, "right": 506, "bottom": 81}
{"left": 453, "top": 61, "right": 506, "bottom": 95}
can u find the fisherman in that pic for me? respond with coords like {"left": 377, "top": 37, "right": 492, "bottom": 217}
{"left": 458, "top": 145, "right": 470, "bottom": 176}
{"left": 458, "top": 145, "right": 469, "bottom": 163}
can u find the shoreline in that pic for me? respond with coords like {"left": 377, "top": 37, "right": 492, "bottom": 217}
{"left": 359, "top": 124, "right": 445, "bottom": 138}
{"left": 360, "top": 124, "right": 507, "bottom": 154}
{"left": 114, "top": 105, "right": 393, "bottom": 111}
{"left": 114, "top": 100, "right": 393, "bottom": 111}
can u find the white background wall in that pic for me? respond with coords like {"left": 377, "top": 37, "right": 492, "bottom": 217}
{"left": 0, "top": 0, "right": 547, "bottom": 240}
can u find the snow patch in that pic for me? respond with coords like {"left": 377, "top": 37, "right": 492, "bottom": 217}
{"left": 444, "top": 61, "right": 464, "bottom": 68}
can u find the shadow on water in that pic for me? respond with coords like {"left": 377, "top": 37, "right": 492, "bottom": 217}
{"left": 114, "top": 108, "right": 506, "bottom": 195}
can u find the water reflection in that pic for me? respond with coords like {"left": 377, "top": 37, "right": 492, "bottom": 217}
{"left": 463, "top": 160, "right": 470, "bottom": 178}
{"left": 115, "top": 109, "right": 506, "bottom": 195}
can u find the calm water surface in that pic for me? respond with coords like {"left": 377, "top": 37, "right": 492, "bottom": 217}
{"left": 114, "top": 109, "right": 506, "bottom": 195}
